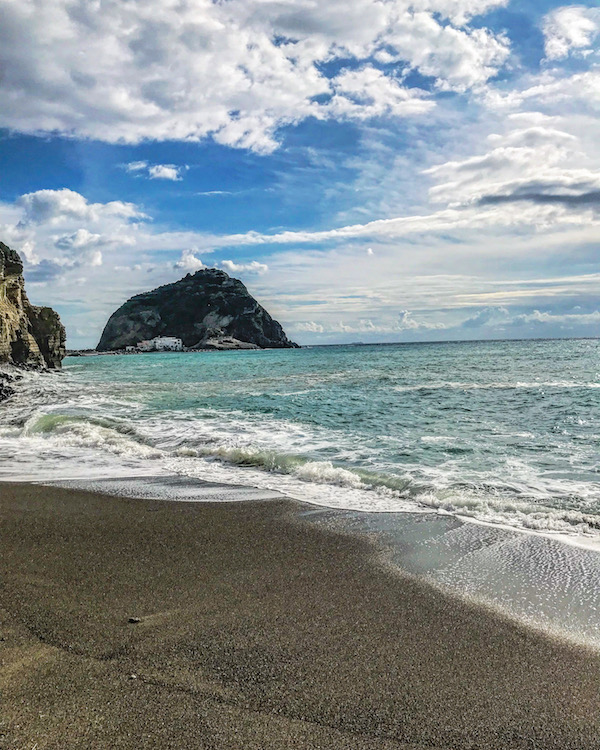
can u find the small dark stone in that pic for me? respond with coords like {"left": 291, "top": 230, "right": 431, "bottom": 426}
{"left": 0, "top": 380, "right": 15, "bottom": 403}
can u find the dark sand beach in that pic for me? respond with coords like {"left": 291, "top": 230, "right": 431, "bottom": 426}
{"left": 2, "top": 482, "right": 600, "bottom": 749}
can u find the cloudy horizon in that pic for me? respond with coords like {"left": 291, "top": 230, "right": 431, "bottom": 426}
{"left": 1, "top": 0, "right": 599, "bottom": 348}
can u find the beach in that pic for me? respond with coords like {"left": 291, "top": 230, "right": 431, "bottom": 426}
{"left": 3, "top": 480, "right": 600, "bottom": 749}
{"left": 3, "top": 0, "right": 600, "bottom": 743}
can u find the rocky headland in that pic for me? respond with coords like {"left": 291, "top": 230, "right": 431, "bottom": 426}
{"left": 0, "top": 242, "right": 66, "bottom": 400}
{"left": 97, "top": 268, "right": 298, "bottom": 351}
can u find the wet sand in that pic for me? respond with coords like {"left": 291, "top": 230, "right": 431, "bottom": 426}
{"left": 2, "top": 481, "right": 600, "bottom": 749}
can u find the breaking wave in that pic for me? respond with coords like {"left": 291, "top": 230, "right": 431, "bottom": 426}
{"left": 2, "top": 339, "right": 600, "bottom": 542}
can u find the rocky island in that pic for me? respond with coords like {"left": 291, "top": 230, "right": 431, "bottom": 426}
{"left": 97, "top": 268, "right": 298, "bottom": 351}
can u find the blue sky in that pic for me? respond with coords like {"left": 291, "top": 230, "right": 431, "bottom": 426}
{"left": 0, "top": 0, "right": 599, "bottom": 348}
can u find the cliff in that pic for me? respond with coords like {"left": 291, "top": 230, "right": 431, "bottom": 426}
{"left": 97, "top": 268, "right": 298, "bottom": 351}
{"left": 0, "top": 242, "right": 66, "bottom": 369}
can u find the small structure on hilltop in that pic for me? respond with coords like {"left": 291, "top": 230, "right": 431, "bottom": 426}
{"left": 138, "top": 336, "right": 183, "bottom": 352}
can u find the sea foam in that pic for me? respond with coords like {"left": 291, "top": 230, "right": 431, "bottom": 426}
{"left": 2, "top": 341, "right": 600, "bottom": 543}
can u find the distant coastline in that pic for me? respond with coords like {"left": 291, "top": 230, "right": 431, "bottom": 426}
{"left": 67, "top": 335, "right": 600, "bottom": 357}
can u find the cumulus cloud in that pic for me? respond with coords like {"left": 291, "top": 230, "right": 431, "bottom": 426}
{"left": 328, "top": 67, "right": 434, "bottom": 120}
{"left": 332, "top": 319, "right": 385, "bottom": 334}
{"left": 0, "top": 188, "right": 154, "bottom": 287}
{"left": 17, "top": 189, "right": 144, "bottom": 225}
{"left": 397, "top": 309, "right": 445, "bottom": 330}
{"left": 221, "top": 259, "right": 269, "bottom": 274}
{"left": 174, "top": 249, "right": 205, "bottom": 272}
{"left": 0, "top": 0, "right": 511, "bottom": 150}
{"left": 543, "top": 5, "right": 600, "bottom": 60}
{"left": 17, "top": 240, "right": 39, "bottom": 265}
{"left": 126, "top": 161, "right": 187, "bottom": 181}
{"left": 148, "top": 164, "right": 186, "bottom": 181}
{"left": 53, "top": 229, "right": 106, "bottom": 268}
{"left": 380, "top": 11, "right": 510, "bottom": 92}
{"left": 461, "top": 306, "right": 509, "bottom": 328}
{"left": 294, "top": 321, "right": 325, "bottom": 333}
{"left": 54, "top": 228, "right": 105, "bottom": 250}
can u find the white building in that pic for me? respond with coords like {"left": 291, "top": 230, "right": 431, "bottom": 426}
{"left": 138, "top": 336, "right": 183, "bottom": 352}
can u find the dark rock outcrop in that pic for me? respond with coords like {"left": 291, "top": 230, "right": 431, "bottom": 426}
{"left": 0, "top": 242, "right": 66, "bottom": 369}
{"left": 97, "top": 269, "right": 298, "bottom": 351}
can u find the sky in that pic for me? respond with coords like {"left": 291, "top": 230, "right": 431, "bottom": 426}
{"left": 1, "top": 0, "right": 599, "bottom": 348}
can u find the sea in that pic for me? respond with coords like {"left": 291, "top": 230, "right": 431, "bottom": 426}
{"left": 3, "top": 338, "right": 600, "bottom": 536}
{"left": 3, "top": 338, "right": 600, "bottom": 643}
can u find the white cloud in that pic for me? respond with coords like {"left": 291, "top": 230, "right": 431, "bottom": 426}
{"left": 332, "top": 319, "right": 385, "bottom": 334}
{"left": 126, "top": 161, "right": 187, "bottom": 181}
{"left": 397, "top": 309, "right": 445, "bottom": 330}
{"left": 543, "top": 5, "right": 600, "bottom": 60}
{"left": 4, "top": 175, "right": 600, "bottom": 348}
{"left": 290, "top": 312, "right": 445, "bottom": 336}
{"left": 0, "top": 189, "right": 153, "bottom": 285}
{"left": 328, "top": 67, "right": 434, "bottom": 120}
{"left": 461, "top": 306, "right": 509, "bottom": 328}
{"left": 511, "top": 309, "right": 600, "bottom": 327}
{"left": 54, "top": 228, "right": 105, "bottom": 250}
{"left": 0, "top": 0, "right": 511, "bottom": 151}
{"left": 221, "top": 259, "right": 269, "bottom": 275}
{"left": 52, "top": 229, "right": 105, "bottom": 269}
{"left": 487, "top": 70, "right": 600, "bottom": 114}
{"left": 382, "top": 11, "right": 510, "bottom": 92}
{"left": 424, "top": 124, "right": 600, "bottom": 208}
{"left": 294, "top": 321, "right": 325, "bottom": 333}
{"left": 17, "top": 189, "right": 144, "bottom": 225}
{"left": 88, "top": 250, "right": 103, "bottom": 267}
{"left": 17, "top": 240, "right": 39, "bottom": 265}
{"left": 148, "top": 164, "right": 185, "bottom": 181}
{"left": 125, "top": 161, "right": 149, "bottom": 174}
{"left": 410, "top": 0, "right": 509, "bottom": 25}
{"left": 174, "top": 249, "right": 205, "bottom": 272}
{"left": 211, "top": 200, "right": 600, "bottom": 247}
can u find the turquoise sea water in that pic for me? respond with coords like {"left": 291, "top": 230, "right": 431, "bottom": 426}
{"left": 2, "top": 338, "right": 600, "bottom": 538}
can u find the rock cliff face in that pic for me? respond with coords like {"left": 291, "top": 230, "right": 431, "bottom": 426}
{"left": 0, "top": 242, "right": 66, "bottom": 369}
{"left": 97, "top": 268, "right": 298, "bottom": 351}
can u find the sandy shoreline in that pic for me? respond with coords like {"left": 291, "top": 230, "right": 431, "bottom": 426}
{"left": 2, "top": 481, "right": 600, "bottom": 749}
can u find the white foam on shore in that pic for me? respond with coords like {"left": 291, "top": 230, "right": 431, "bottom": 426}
{"left": 3, "top": 363, "right": 600, "bottom": 551}
{"left": 5, "top": 353, "right": 600, "bottom": 651}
